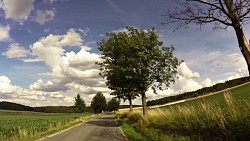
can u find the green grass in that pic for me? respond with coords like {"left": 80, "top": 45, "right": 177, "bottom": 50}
{"left": 116, "top": 118, "right": 147, "bottom": 141}
{"left": 0, "top": 110, "right": 97, "bottom": 141}
{"left": 119, "top": 82, "right": 250, "bottom": 141}
{"left": 175, "top": 82, "right": 250, "bottom": 107}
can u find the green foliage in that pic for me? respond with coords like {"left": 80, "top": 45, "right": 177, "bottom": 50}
{"left": 0, "top": 101, "right": 33, "bottom": 111}
{"left": 33, "top": 106, "right": 76, "bottom": 113}
{"left": 74, "top": 93, "right": 86, "bottom": 113}
{"left": 107, "top": 98, "right": 120, "bottom": 112}
{"left": 97, "top": 26, "right": 181, "bottom": 115}
{"left": 0, "top": 111, "right": 95, "bottom": 141}
{"left": 91, "top": 92, "right": 107, "bottom": 113}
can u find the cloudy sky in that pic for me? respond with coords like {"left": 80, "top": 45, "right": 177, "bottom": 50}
{"left": 0, "top": 0, "right": 248, "bottom": 107}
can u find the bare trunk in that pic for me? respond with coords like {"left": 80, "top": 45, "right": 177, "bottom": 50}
{"left": 233, "top": 26, "right": 250, "bottom": 76}
{"left": 128, "top": 98, "right": 133, "bottom": 113}
{"left": 141, "top": 91, "right": 147, "bottom": 117}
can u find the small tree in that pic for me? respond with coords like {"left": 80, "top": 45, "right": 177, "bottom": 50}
{"left": 107, "top": 97, "right": 120, "bottom": 113}
{"left": 98, "top": 26, "right": 181, "bottom": 116}
{"left": 91, "top": 92, "right": 107, "bottom": 113}
{"left": 74, "top": 93, "right": 86, "bottom": 113}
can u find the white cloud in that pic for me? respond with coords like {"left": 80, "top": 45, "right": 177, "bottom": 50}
{"left": 0, "top": 25, "right": 10, "bottom": 41}
{"left": 112, "top": 28, "right": 128, "bottom": 33}
{"left": 30, "top": 28, "right": 83, "bottom": 66}
{"left": 0, "top": 76, "right": 14, "bottom": 94}
{"left": 201, "top": 78, "right": 213, "bottom": 87}
{"left": 2, "top": 43, "right": 30, "bottom": 58}
{"left": 0, "top": 0, "right": 34, "bottom": 22}
{"left": 34, "top": 9, "right": 56, "bottom": 25}
{"left": 177, "top": 62, "right": 200, "bottom": 79}
{"left": 29, "top": 79, "right": 68, "bottom": 92}
{"left": 0, "top": 75, "right": 76, "bottom": 106}
{"left": 174, "top": 76, "right": 202, "bottom": 94}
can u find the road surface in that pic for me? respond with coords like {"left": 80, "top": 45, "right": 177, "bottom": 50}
{"left": 39, "top": 114, "right": 127, "bottom": 141}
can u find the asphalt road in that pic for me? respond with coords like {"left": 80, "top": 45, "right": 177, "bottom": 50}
{"left": 39, "top": 114, "right": 127, "bottom": 141}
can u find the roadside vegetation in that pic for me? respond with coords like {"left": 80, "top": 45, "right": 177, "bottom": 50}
{"left": 118, "top": 84, "right": 250, "bottom": 140}
{"left": 0, "top": 110, "right": 96, "bottom": 141}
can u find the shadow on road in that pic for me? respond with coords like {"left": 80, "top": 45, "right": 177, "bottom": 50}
{"left": 86, "top": 114, "right": 119, "bottom": 127}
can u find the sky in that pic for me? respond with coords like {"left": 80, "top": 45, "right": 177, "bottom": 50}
{"left": 0, "top": 0, "right": 249, "bottom": 107}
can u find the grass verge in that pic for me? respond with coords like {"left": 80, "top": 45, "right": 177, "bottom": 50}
{"left": 116, "top": 117, "right": 147, "bottom": 141}
{"left": 118, "top": 90, "right": 250, "bottom": 141}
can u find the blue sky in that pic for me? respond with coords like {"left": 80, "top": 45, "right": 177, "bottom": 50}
{"left": 0, "top": 0, "right": 248, "bottom": 106}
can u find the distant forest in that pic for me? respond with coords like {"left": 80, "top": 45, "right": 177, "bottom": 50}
{"left": 0, "top": 101, "right": 78, "bottom": 113}
{"left": 147, "top": 76, "right": 250, "bottom": 106}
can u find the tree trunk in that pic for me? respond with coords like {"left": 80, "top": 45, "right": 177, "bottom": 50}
{"left": 141, "top": 91, "right": 148, "bottom": 117}
{"left": 233, "top": 25, "right": 250, "bottom": 76}
{"left": 128, "top": 98, "right": 133, "bottom": 113}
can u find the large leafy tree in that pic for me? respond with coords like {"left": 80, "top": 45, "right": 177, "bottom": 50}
{"left": 97, "top": 30, "right": 139, "bottom": 113}
{"left": 98, "top": 26, "right": 180, "bottom": 116}
{"left": 165, "top": 0, "right": 250, "bottom": 75}
{"left": 90, "top": 92, "right": 107, "bottom": 113}
{"left": 74, "top": 93, "right": 86, "bottom": 113}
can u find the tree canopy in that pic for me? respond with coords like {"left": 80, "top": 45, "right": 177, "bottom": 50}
{"left": 74, "top": 93, "right": 86, "bottom": 113}
{"left": 90, "top": 92, "right": 107, "bottom": 113}
{"left": 107, "top": 97, "right": 120, "bottom": 112}
{"left": 98, "top": 26, "right": 180, "bottom": 116}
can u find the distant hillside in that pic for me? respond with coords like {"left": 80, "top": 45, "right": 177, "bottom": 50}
{"left": 0, "top": 101, "right": 33, "bottom": 111}
{"left": 147, "top": 76, "right": 250, "bottom": 106}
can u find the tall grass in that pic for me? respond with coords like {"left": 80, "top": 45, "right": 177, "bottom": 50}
{"left": 120, "top": 91, "right": 250, "bottom": 141}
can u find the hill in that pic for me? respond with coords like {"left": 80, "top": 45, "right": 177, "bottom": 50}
{"left": 0, "top": 101, "right": 33, "bottom": 111}
{"left": 147, "top": 76, "right": 250, "bottom": 106}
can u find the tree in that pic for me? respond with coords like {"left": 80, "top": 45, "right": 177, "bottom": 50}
{"left": 97, "top": 29, "right": 140, "bottom": 113}
{"left": 164, "top": 0, "right": 250, "bottom": 75}
{"left": 107, "top": 97, "right": 120, "bottom": 113}
{"left": 98, "top": 26, "right": 180, "bottom": 116}
{"left": 90, "top": 92, "right": 107, "bottom": 113}
{"left": 74, "top": 93, "right": 86, "bottom": 113}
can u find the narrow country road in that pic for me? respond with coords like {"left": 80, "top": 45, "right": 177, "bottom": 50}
{"left": 39, "top": 114, "right": 127, "bottom": 141}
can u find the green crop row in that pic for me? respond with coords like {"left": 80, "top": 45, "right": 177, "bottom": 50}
{"left": 0, "top": 112, "right": 96, "bottom": 141}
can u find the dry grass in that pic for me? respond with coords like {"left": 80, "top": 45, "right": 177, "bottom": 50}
{"left": 119, "top": 90, "right": 250, "bottom": 141}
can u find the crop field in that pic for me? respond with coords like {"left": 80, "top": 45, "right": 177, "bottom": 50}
{"left": 0, "top": 110, "right": 96, "bottom": 141}
{"left": 119, "top": 82, "right": 250, "bottom": 140}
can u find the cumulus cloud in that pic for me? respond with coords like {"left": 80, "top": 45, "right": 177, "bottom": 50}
{"left": 0, "top": 25, "right": 10, "bottom": 41}
{"left": 0, "top": 0, "right": 34, "bottom": 22}
{"left": 14, "top": 28, "right": 109, "bottom": 106}
{"left": 2, "top": 43, "right": 30, "bottom": 58}
{"left": 29, "top": 79, "right": 68, "bottom": 92}
{"left": 177, "top": 62, "right": 200, "bottom": 79}
{"left": 174, "top": 76, "right": 202, "bottom": 94}
{"left": 34, "top": 9, "right": 56, "bottom": 25}
{"left": 202, "top": 78, "right": 213, "bottom": 87}
{"left": 0, "top": 75, "right": 76, "bottom": 106}
{"left": 30, "top": 28, "right": 83, "bottom": 66}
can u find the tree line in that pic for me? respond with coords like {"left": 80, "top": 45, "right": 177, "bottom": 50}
{"left": 0, "top": 93, "right": 120, "bottom": 113}
{"left": 147, "top": 76, "right": 250, "bottom": 106}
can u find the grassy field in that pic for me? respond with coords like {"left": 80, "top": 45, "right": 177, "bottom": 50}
{"left": 0, "top": 110, "right": 97, "bottom": 141}
{"left": 119, "top": 82, "right": 250, "bottom": 141}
